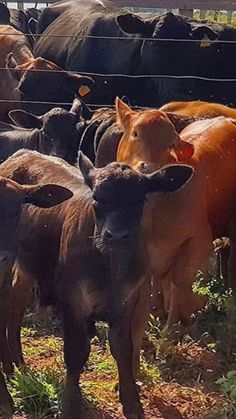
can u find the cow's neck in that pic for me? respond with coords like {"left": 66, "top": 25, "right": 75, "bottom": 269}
{"left": 13, "top": 43, "right": 33, "bottom": 65}
{"left": 20, "top": 129, "right": 41, "bottom": 152}
{"left": 107, "top": 230, "right": 145, "bottom": 320}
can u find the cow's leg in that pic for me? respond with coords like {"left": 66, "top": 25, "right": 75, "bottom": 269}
{"left": 166, "top": 229, "right": 212, "bottom": 327}
{"left": 109, "top": 304, "right": 144, "bottom": 419}
{"left": 61, "top": 306, "right": 90, "bottom": 419}
{"left": 131, "top": 279, "right": 150, "bottom": 378}
{"left": 0, "top": 371, "right": 14, "bottom": 419}
{"left": 7, "top": 267, "right": 33, "bottom": 367}
{"left": 0, "top": 277, "right": 13, "bottom": 375}
{"left": 151, "top": 270, "right": 172, "bottom": 321}
{"left": 227, "top": 220, "right": 236, "bottom": 291}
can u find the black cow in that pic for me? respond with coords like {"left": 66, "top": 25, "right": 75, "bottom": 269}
{"left": 0, "top": 98, "right": 82, "bottom": 162}
{"left": 0, "top": 2, "right": 39, "bottom": 47}
{"left": 0, "top": 370, "right": 13, "bottom": 418}
{"left": 34, "top": 0, "right": 236, "bottom": 107}
{"left": 0, "top": 150, "right": 193, "bottom": 418}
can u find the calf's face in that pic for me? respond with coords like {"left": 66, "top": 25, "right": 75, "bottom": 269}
{"left": 9, "top": 98, "right": 83, "bottom": 160}
{"left": 116, "top": 97, "right": 194, "bottom": 172}
{"left": 78, "top": 153, "right": 194, "bottom": 254}
{"left": 0, "top": 176, "right": 72, "bottom": 289}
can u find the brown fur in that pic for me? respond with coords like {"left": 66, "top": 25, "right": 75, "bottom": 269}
{"left": 116, "top": 98, "right": 236, "bottom": 325}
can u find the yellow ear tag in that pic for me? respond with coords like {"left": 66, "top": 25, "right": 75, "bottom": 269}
{"left": 200, "top": 35, "right": 211, "bottom": 48}
{"left": 79, "top": 85, "right": 91, "bottom": 97}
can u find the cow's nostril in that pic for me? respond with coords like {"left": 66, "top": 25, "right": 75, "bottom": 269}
{"left": 0, "top": 252, "right": 10, "bottom": 264}
{"left": 105, "top": 230, "right": 113, "bottom": 240}
{"left": 121, "top": 232, "right": 130, "bottom": 241}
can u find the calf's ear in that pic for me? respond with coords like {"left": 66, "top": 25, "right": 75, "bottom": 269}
{"left": 28, "top": 17, "right": 38, "bottom": 35}
{"left": 115, "top": 97, "right": 134, "bottom": 130}
{"left": 9, "top": 110, "right": 43, "bottom": 129}
{"left": 23, "top": 184, "right": 73, "bottom": 208}
{"left": 145, "top": 164, "right": 194, "bottom": 193}
{"left": 77, "top": 151, "right": 95, "bottom": 188}
{"left": 171, "top": 139, "right": 194, "bottom": 162}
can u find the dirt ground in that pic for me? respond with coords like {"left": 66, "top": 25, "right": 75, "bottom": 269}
{"left": 10, "top": 319, "right": 231, "bottom": 419}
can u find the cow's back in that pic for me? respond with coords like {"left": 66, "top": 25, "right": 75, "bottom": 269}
{"left": 181, "top": 117, "right": 236, "bottom": 235}
{"left": 0, "top": 151, "right": 92, "bottom": 301}
{"left": 160, "top": 101, "right": 236, "bottom": 119}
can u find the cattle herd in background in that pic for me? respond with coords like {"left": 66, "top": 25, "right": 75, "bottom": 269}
{"left": 1, "top": 0, "right": 236, "bottom": 418}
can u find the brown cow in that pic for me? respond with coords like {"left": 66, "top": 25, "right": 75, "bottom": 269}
{"left": 0, "top": 176, "right": 72, "bottom": 418}
{"left": 160, "top": 100, "right": 236, "bottom": 119}
{"left": 0, "top": 25, "right": 93, "bottom": 121}
{"left": 115, "top": 98, "right": 236, "bottom": 325}
{"left": 0, "top": 150, "right": 192, "bottom": 418}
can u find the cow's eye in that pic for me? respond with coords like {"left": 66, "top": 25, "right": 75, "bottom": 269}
{"left": 132, "top": 131, "right": 138, "bottom": 138}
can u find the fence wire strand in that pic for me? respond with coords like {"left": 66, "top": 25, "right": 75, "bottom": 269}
{"left": 2, "top": 31, "right": 236, "bottom": 44}
{"left": 3, "top": 66, "right": 236, "bottom": 82}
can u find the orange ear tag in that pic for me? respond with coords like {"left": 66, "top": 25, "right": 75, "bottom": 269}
{"left": 79, "top": 85, "right": 91, "bottom": 97}
{"left": 200, "top": 35, "right": 211, "bottom": 48}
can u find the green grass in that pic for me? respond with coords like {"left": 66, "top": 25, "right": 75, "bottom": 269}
{"left": 3, "top": 253, "right": 236, "bottom": 418}
{"left": 8, "top": 369, "right": 63, "bottom": 419}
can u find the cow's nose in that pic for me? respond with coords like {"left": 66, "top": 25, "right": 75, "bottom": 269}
{"left": 104, "top": 230, "right": 130, "bottom": 242}
{"left": 0, "top": 251, "right": 10, "bottom": 264}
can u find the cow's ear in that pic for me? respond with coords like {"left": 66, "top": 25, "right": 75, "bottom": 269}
{"left": 9, "top": 110, "right": 43, "bottom": 129}
{"left": 28, "top": 17, "right": 38, "bottom": 35}
{"left": 77, "top": 151, "right": 95, "bottom": 189}
{"left": 116, "top": 13, "right": 154, "bottom": 37}
{"left": 66, "top": 73, "right": 95, "bottom": 97}
{"left": 0, "top": 2, "right": 10, "bottom": 24}
{"left": 23, "top": 184, "right": 73, "bottom": 208}
{"left": 171, "top": 139, "right": 194, "bottom": 162}
{"left": 6, "top": 53, "right": 21, "bottom": 81}
{"left": 115, "top": 97, "right": 133, "bottom": 130}
{"left": 191, "top": 25, "right": 218, "bottom": 41}
{"left": 145, "top": 164, "right": 193, "bottom": 193}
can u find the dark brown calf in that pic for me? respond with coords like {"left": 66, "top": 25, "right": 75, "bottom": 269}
{"left": 0, "top": 176, "right": 72, "bottom": 416}
{"left": 0, "top": 150, "right": 193, "bottom": 418}
{"left": 0, "top": 370, "right": 13, "bottom": 419}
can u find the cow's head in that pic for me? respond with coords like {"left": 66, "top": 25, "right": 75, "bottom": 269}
{"left": 115, "top": 97, "right": 194, "bottom": 172}
{"left": 0, "top": 2, "right": 10, "bottom": 24}
{"left": 78, "top": 152, "right": 193, "bottom": 252}
{"left": 0, "top": 176, "right": 72, "bottom": 288}
{"left": 6, "top": 54, "right": 94, "bottom": 114}
{"left": 9, "top": 98, "right": 83, "bottom": 160}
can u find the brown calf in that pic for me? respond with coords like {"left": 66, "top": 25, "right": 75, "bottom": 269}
{"left": 115, "top": 98, "right": 236, "bottom": 325}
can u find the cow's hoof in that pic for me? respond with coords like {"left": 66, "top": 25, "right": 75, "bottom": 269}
{"left": 125, "top": 413, "right": 145, "bottom": 419}
{"left": 124, "top": 403, "right": 145, "bottom": 419}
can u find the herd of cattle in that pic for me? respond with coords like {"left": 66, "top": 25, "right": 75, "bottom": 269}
{"left": 1, "top": 0, "right": 236, "bottom": 418}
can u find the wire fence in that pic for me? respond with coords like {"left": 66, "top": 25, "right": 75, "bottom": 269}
{"left": 2, "top": 26, "right": 236, "bottom": 110}
{"left": 3, "top": 31, "right": 236, "bottom": 43}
